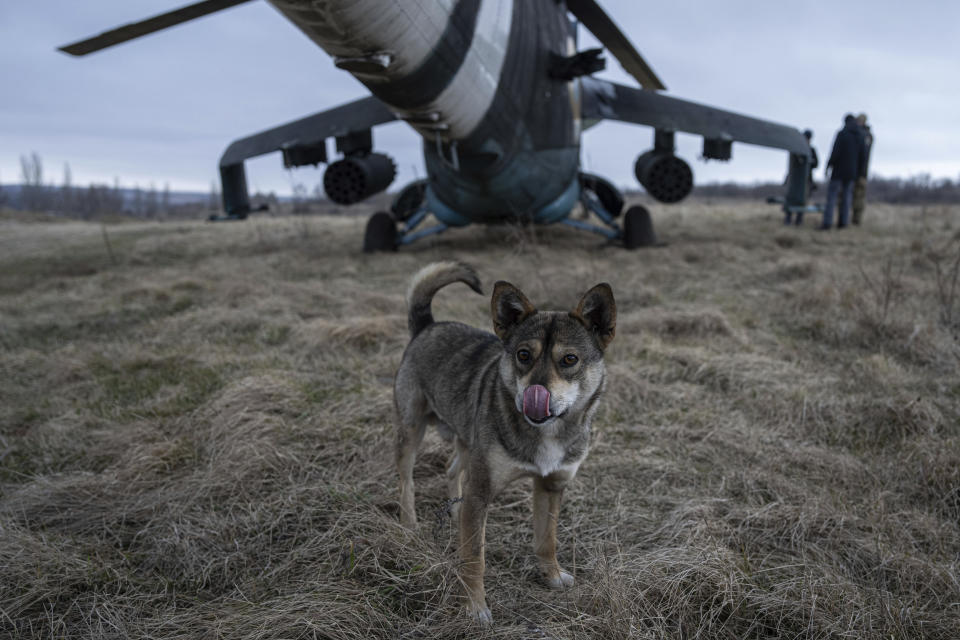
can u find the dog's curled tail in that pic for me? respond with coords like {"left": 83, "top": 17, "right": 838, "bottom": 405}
{"left": 406, "top": 261, "right": 483, "bottom": 338}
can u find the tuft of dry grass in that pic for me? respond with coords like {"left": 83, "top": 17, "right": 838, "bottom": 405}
{"left": 1, "top": 200, "right": 959, "bottom": 638}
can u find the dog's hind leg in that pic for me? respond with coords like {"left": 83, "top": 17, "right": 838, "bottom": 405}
{"left": 532, "top": 475, "right": 574, "bottom": 589}
{"left": 395, "top": 383, "right": 429, "bottom": 529}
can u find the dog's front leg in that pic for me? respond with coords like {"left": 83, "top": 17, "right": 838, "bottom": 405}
{"left": 532, "top": 475, "right": 574, "bottom": 589}
{"left": 459, "top": 489, "right": 491, "bottom": 623}
{"left": 446, "top": 439, "right": 467, "bottom": 522}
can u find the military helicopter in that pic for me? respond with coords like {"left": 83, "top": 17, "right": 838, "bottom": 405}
{"left": 60, "top": 0, "right": 815, "bottom": 251}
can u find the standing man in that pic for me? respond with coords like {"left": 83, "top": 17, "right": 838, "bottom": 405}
{"left": 804, "top": 129, "right": 819, "bottom": 196}
{"left": 820, "top": 114, "right": 866, "bottom": 230}
{"left": 788, "top": 129, "right": 819, "bottom": 226}
{"left": 852, "top": 113, "right": 874, "bottom": 225}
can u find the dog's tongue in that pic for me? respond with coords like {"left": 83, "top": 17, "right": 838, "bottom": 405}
{"left": 522, "top": 385, "right": 551, "bottom": 422}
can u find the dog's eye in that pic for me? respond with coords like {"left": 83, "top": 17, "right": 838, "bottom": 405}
{"left": 561, "top": 354, "right": 579, "bottom": 367}
{"left": 517, "top": 349, "right": 531, "bottom": 363}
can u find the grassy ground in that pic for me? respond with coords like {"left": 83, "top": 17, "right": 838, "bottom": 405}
{"left": 1, "top": 201, "right": 959, "bottom": 638}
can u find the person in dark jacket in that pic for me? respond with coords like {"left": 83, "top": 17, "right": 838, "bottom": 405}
{"left": 820, "top": 114, "right": 867, "bottom": 230}
{"left": 786, "top": 129, "right": 820, "bottom": 226}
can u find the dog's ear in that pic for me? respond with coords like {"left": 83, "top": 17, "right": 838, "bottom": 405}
{"left": 572, "top": 283, "right": 616, "bottom": 350}
{"left": 491, "top": 281, "right": 536, "bottom": 340}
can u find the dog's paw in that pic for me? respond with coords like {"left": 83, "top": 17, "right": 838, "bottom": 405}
{"left": 547, "top": 570, "right": 574, "bottom": 590}
{"left": 399, "top": 510, "right": 417, "bottom": 530}
{"left": 467, "top": 603, "right": 493, "bottom": 625}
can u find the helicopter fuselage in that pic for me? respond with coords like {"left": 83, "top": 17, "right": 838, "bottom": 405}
{"left": 268, "top": 0, "right": 583, "bottom": 225}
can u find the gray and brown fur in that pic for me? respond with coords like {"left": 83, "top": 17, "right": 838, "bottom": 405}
{"left": 394, "top": 261, "right": 616, "bottom": 624}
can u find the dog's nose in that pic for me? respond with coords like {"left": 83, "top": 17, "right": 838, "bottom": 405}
{"left": 522, "top": 385, "right": 551, "bottom": 422}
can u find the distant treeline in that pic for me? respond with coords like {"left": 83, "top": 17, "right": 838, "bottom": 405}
{"left": 2, "top": 153, "right": 217, "bottom": 219}
{"left": 0, "top": 152, "right": 288, "bottom": 219}
{"left": 693, "top": 174, "right": 960, "bottom": 204}
{"left": 4, "top": 152, "right": 958, "bottom": 220}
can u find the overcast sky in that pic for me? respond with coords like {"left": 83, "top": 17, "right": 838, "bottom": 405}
{"left": 2, "top": 1, "right": 958, "bottom": 195}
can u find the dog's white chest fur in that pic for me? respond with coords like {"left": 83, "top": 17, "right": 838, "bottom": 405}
{"left": 532, "top": 436, "right": 581, "bottom": 477}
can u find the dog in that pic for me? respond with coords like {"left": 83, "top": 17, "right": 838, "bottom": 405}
{"left": 394, "top": 261, "right": 616, "bottom": 623}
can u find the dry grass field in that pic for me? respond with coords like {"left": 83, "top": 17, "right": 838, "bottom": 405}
{"left": 2, "top": 200, "right": 959, "bottom": 639}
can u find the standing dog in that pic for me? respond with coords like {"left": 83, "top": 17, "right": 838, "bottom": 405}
{"left": 394, "top": 261, "right": 616, "bottom": 623}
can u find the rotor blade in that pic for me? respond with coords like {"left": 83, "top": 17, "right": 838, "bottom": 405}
{"left": 566, "top": 0, "right": 666, "bottom": 91}
{"left": 58, "top": 0, "right": 256, "bottom": 56}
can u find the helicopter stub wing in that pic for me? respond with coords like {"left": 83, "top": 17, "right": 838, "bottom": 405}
{"left": 581, "top": 77, "right": 809, "bottom": 156}
{"left": 218, "top": 95, "right": 398, "bottom": 217}
{"left": 219, "top": 96, "right": 397, "bottom": 167}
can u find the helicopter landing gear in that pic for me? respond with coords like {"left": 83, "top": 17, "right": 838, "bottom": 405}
{"left": 569, "top": 177, "right": 658, "bottom": 249}
{"left": 362, "top": 211, "right": 397, "bottom": 253}
{"left": 362, "top": 180, "right": 451, "bottom": 252}
{"left": 390, "top": 180, "right": 449, "bottom": 249}
{"left": 623, "top": 205, "right": 657, "bottom": 249}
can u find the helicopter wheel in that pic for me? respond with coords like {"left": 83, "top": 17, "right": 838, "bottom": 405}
{"left": 623, "top": 205, "right": 657, "bottom": 249}
{"left": 363, "top": 211, "right": 398, "bottom": 253}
